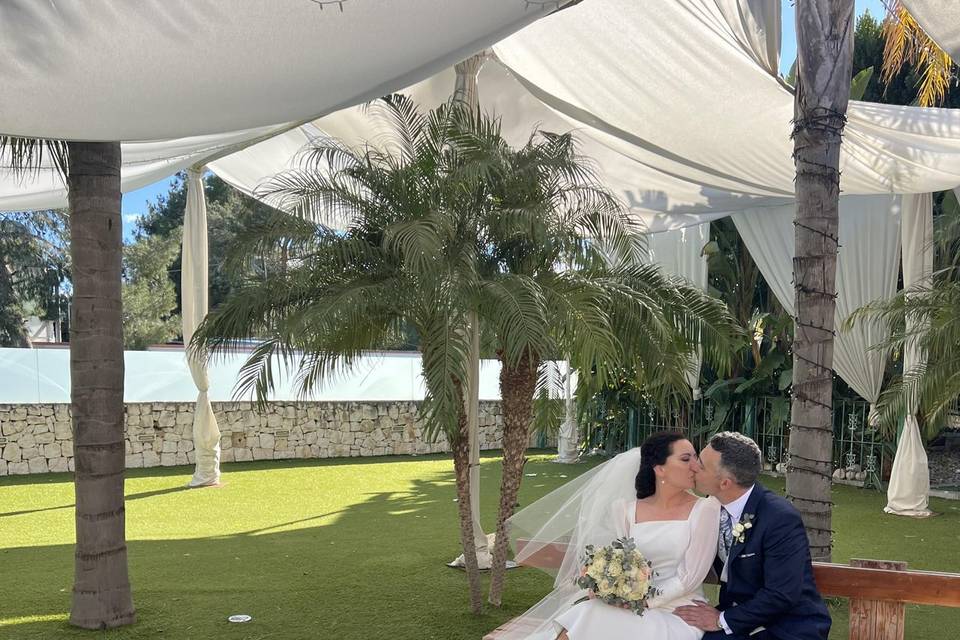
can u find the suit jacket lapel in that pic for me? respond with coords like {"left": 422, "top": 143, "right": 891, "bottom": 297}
{"left": 727, "top": 484, "right": 765, "bottom": 567}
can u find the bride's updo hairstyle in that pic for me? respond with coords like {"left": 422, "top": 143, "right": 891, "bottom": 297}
{"left": 635, "top": 431, "right": 686, "bottom": 499}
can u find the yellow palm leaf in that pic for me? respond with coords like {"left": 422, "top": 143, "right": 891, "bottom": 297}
{"left": 881, "top": 0, "right": 955, "bottom": 107}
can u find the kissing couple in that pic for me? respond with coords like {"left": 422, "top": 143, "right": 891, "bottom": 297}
{"left": 502, "top": 431, "right": 831, "bottom": 640}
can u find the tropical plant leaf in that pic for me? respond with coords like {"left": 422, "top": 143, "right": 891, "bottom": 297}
{"left": 849, "top": 66, "right": 874, "bottom": 101}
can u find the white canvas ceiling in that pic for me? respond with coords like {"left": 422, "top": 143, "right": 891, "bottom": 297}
{"left": 0, "top": 0, "right": 563, "bottom": 140}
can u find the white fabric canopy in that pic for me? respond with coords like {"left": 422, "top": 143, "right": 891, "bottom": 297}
{"left": 183, "top": 168, "right": 222, "bottom": 487}
{"left": 885, "top": 193, "right": 933, "bottom": 517}
{"left": 492, "top": 0, "right": 960, "bottom": 207}
{"left": 209, "top": 0, "right": 960, "bottom": 234}
{"left": 6, "top": 0, "right": 960, "bottom": 228}
{"left": 901, "top": 0, "right": 960, "bottom": 60}
{"left": 733, "top": 195, "right": 901, "bottom": 405}
{"left": 0, "top": 0, "right": 563, "bottom": 141}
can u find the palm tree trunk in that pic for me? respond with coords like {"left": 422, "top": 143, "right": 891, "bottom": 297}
{"left": 488, "top": 351, "right": 540, "bottom": 606}
{"left": 67, "top": 141, "right": 136, "bottom": 628}
{"left": 788, "top": 0, "right": 854, "bottom": 562}
{"left": 452, "top": 380, "right": 484, "bottom": 614}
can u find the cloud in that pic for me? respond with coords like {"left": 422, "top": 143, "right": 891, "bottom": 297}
{"left": 123, "top": 213, "right": 142, "bottom": 224}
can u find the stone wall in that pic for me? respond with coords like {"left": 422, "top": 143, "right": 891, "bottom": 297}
{"left": 0, "top": 401, "right": 553, "bottom": 476}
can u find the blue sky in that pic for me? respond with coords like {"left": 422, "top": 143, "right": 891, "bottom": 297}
{"left": 120, "top": 0, "right": 891, "bottom": 240}
{"left": 780, "top": 0, "right": 887, "bottom": 74}
{"left": 121, "top": 176, "right": 178, "bottom": 240}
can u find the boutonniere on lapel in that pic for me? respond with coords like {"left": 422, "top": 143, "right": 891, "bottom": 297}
{"left": 732, "top": 513, "right": 755, "bottom": 544}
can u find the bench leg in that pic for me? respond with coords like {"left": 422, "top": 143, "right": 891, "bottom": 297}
{"left": 848, "top": 560, "right": 907, "bottom": 640}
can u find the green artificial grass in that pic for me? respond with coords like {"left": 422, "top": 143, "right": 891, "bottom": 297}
{"left": 0, "top": 452, "right": 957, "bottom": 639}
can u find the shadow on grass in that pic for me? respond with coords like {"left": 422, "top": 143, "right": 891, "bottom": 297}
{"left": 0, "top": 459, "right": 562, "bottom": 640}
{"left": 0, "top": 485, "right": 193, "bottom": 519}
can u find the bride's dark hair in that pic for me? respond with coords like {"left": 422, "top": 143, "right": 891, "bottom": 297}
{"left": 635, "top": 431, "right": 687, "bottom": 499}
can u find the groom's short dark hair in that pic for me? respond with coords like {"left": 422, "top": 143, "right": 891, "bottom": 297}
{"left": 710, "top": 432, "right": 762, "bottom": 487}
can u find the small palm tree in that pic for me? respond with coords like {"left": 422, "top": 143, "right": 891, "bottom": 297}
{"left": 458, "top": 127, "right": 740, "bottom": 605}
{"left": 0, "top": 137, "right": 135, "bottom": 628}
{"left": 848, "top": 278, "right": 960, "bottom": 438}
{"left": 192, "top": 97, "right": 499, "bottom": 613}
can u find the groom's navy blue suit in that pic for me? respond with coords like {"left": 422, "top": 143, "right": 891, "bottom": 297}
{"left": 703, "top": 484, "right": 831, "bottom": 640}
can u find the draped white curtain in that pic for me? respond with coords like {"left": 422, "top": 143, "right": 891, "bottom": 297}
{"left": 713, "top": 0, "right": 781, "bottom": 76}
{"left": 183, "top": 168, "right": 221, "bottom": 487}
{"left": 733, "top": 195, "right": 901, "bottom": 405}
{"left": 646, "top": 224, "right": 711, "bottom": 395}
{"left": 885, "top": 193, "right": 934, "bottom": 517}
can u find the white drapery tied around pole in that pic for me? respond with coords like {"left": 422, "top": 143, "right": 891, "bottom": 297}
{"left": 555, "top": 359, "right": 579, "bottom": 464}
{"left": 885, "top": 193, "right": 934, "bottom": 517}
{"left": 184, "top": 167, "right": 222, "bottom": 488}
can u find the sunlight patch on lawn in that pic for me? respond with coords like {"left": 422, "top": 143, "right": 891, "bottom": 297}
{"left": 0, "top": 613, "right": 67, "bottom": 627}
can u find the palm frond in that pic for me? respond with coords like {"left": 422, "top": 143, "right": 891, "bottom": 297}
{"left": 882, "top": 1, "right": 955, "bottom": 107}
{"left": 0, "top": 136, "right": 69, "bottom": 181}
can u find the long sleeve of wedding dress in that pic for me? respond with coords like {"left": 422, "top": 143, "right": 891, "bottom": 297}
{"left": 644, "top": 497, "right": 721, "bottom": 609}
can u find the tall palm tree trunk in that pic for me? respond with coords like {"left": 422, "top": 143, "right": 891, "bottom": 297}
{"left": 488, "top": 352, "right": 540, "bottom": 606}
{"left": 452, "top": 380, "right": 484, "bottom": 614}
{"left": 788, "top": 0, "right": 854, "bottom": 562}
{"left": 67, "top": 141, "right": 136, "bottom": 628}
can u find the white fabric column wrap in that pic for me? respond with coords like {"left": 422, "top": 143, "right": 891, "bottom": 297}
{"left": 184, "top": 167, "right": 222, "bottom": 487}
{"left": 885, "top": 193, "right": 933, "bottom": 517}
{"left": 556, "top": 360, "right": 578, "bottom": 463}
{"left": 733, "top": 195, "right": 900, "bottom": 405}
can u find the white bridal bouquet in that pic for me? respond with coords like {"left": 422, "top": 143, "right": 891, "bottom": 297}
{"left": 575, "top": 537, "right": 659, "bottom": 615}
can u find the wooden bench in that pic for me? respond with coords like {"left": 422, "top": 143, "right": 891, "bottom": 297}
{"left": 483, "top": 541, "right": 960, "bottom": 640}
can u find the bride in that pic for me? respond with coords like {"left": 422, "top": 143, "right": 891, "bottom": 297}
{"left": 504, "top": 431, "right": 720, "bottom": 640}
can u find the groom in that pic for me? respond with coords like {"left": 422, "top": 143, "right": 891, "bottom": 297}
{"left": 674, "top": 432, "right": 831, "bottom": 640}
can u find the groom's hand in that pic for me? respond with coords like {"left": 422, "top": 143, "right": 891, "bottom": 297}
{"left": 673, "top": 601, "right": 721, "bottom": 632}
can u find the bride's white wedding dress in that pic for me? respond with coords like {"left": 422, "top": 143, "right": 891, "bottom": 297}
{"left": 553, "top": 497, "right": 720, "bottom": 640}
{"left": 502, "top": 448, "right": 720, "bottom": 640}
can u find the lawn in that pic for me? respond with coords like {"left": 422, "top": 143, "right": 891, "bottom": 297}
{"left": 0, "top": 452, "right": 957, "bottom": 639}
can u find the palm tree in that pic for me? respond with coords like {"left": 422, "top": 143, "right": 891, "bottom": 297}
{"left": 191, "top": 97, "right": 498, "bottom": 613}
{"left": 847, "top": 279, "right": 960, "bottom": 437}
{"left": 0, "top": 138, "right": 135, "bottom": 628}
{"left": 788, "top": 0, "right": 855, "bottom": 562}
{"left": 464, "top": 128, "right": 740, "bottom": 605}
{"left": 881, "top": 0, "right": 955, "bottom": 107}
